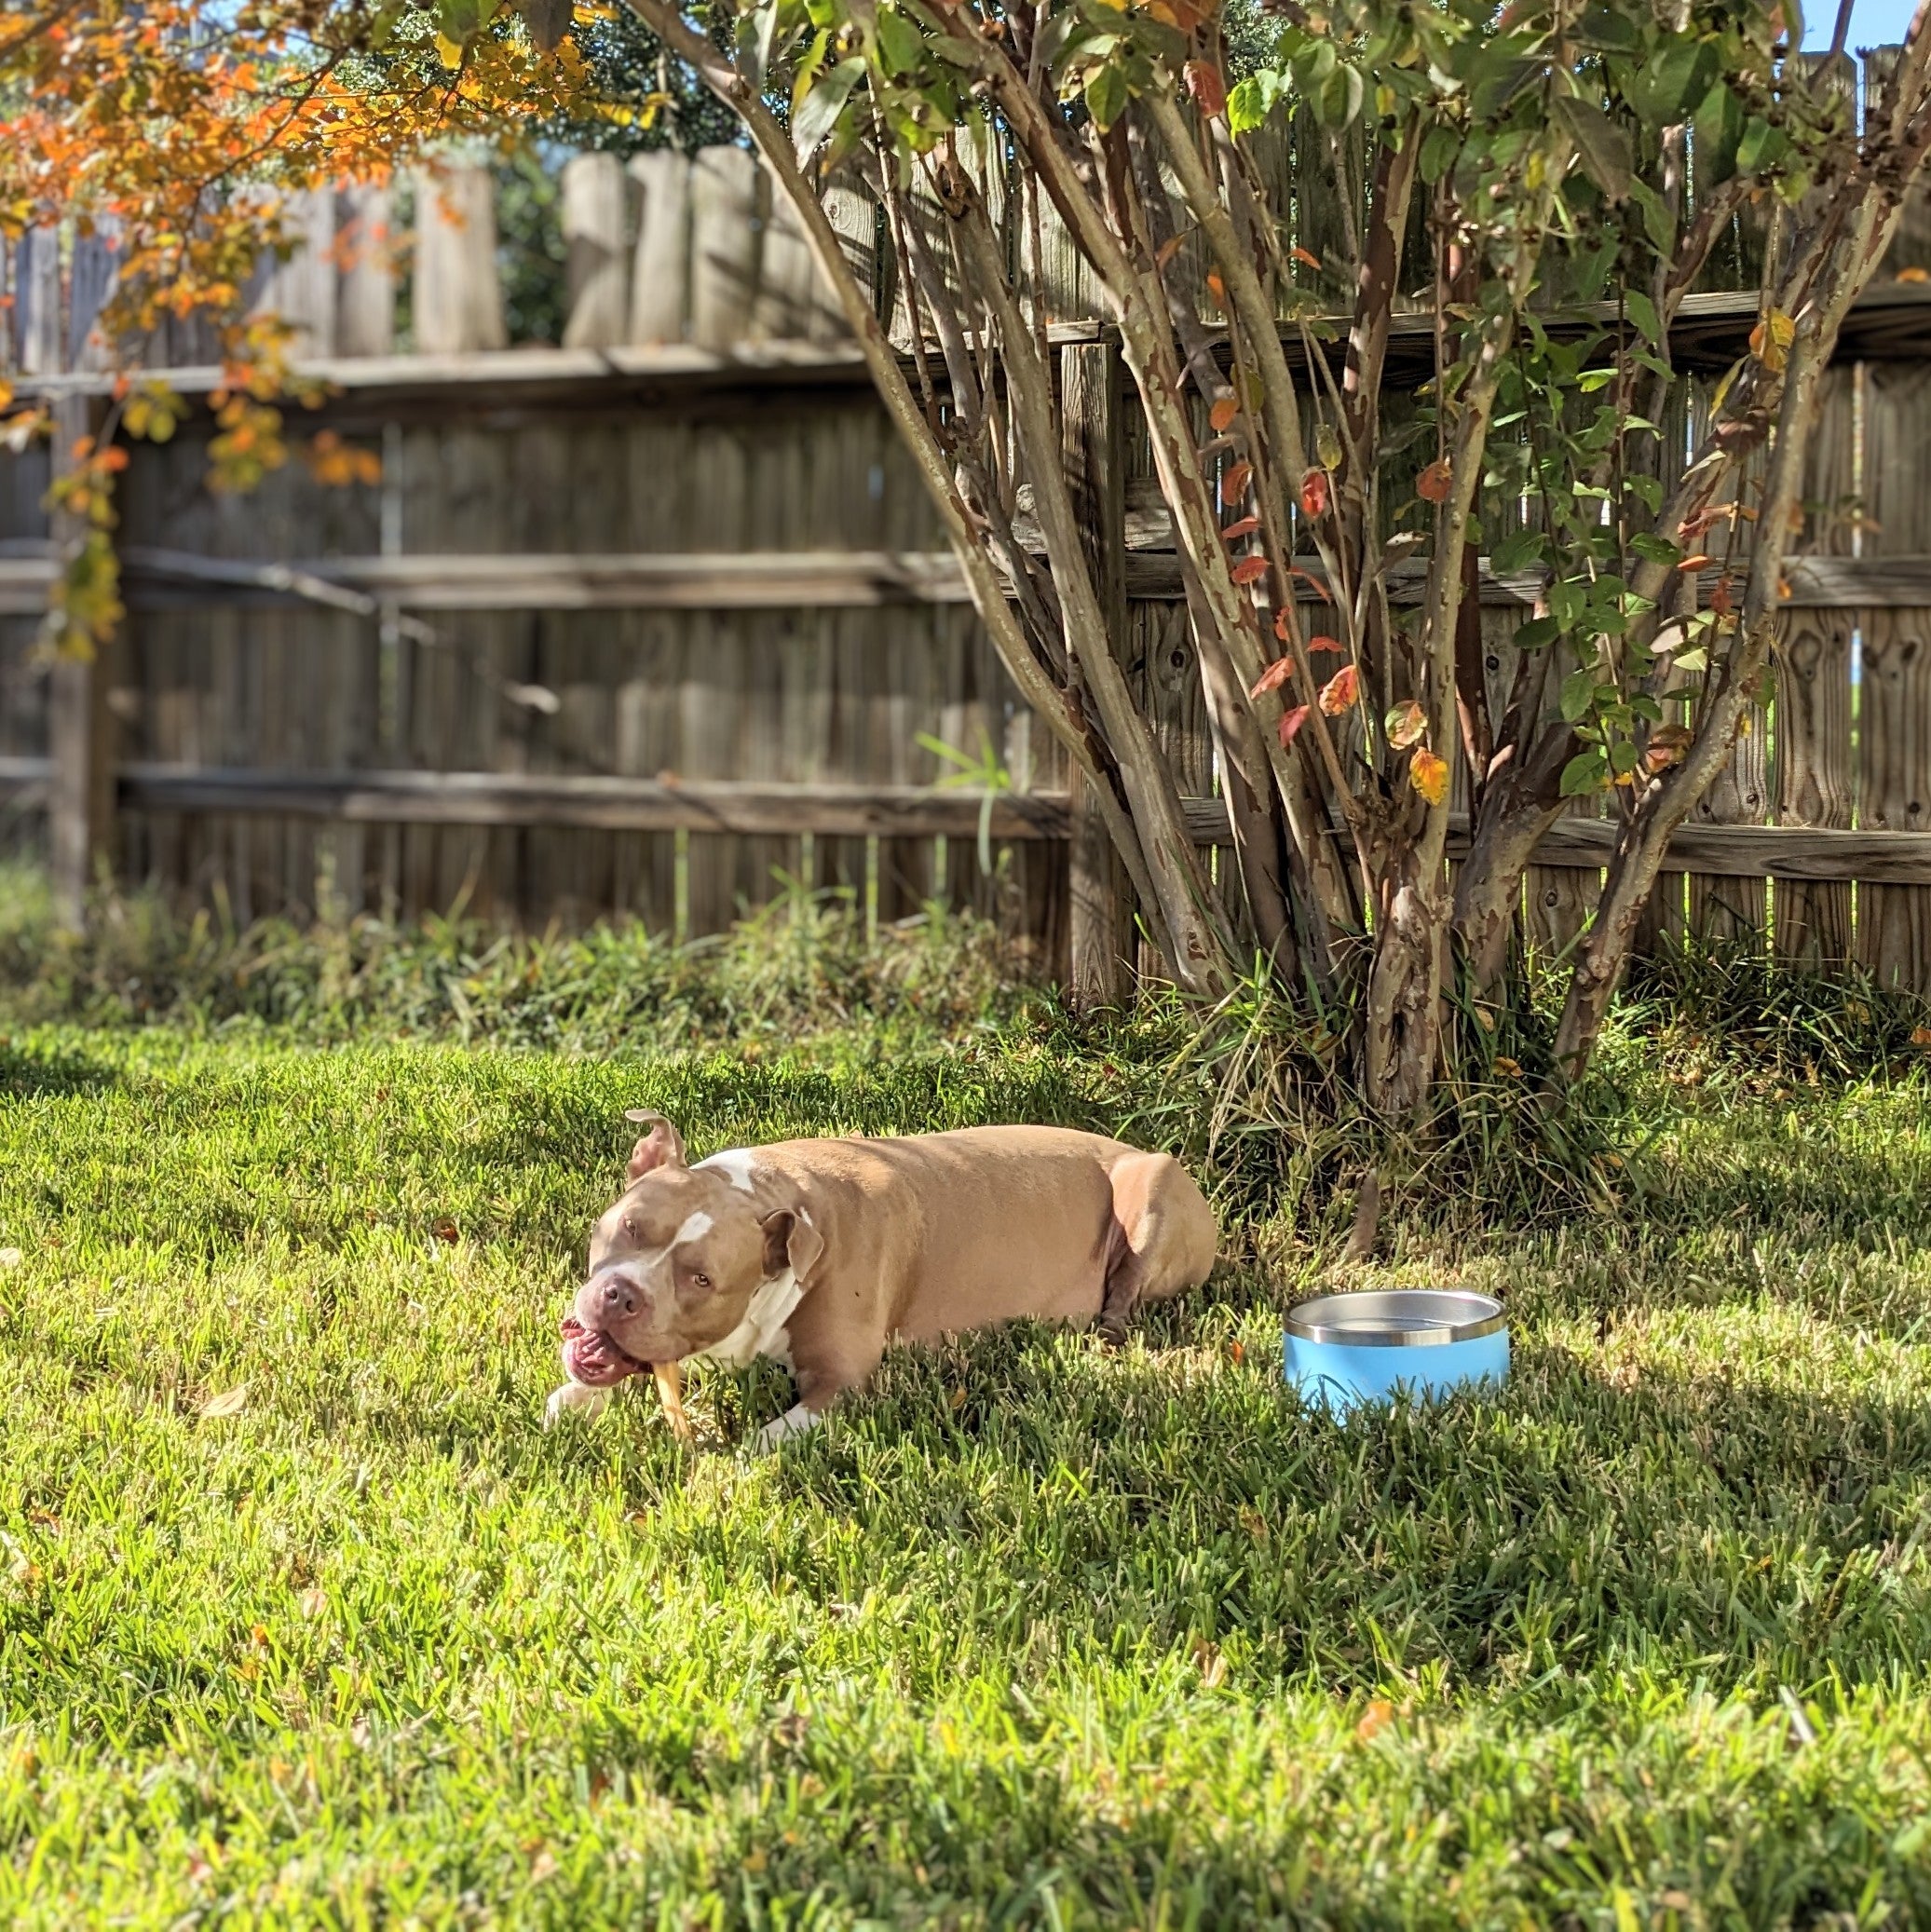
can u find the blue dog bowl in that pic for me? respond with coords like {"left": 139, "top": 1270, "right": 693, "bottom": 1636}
{"left": 1285, "top": 1288, "right": 1508, "bottom": 1413}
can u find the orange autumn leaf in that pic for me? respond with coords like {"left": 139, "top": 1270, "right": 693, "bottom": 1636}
{"left": 1220, "top": 514, "right": 1260, "bottom": 541}
{"left": 1209, "top": 395, "right": 1240, "bottom": 433}
{"left": 1318, "top": 663, "right": 1359, "bottom": 714}
{"left": 1205, "top": 269, "right": 1228, "bottom": 309}
{"left": 1248, "top": 655, "right": 1295, "bottom": 698}
{"left": 1291, "top": 246, "right": 1323, "bottom": 271}
{"left": 1409, "top": 747, "right": 1449, "bottom": 806}
{"left": 1417, "top": 457, "right": 1453, "bottom": 503}
{"left": 1273, "top": 606, "right": 1295, "bottom": 641}
{"left": 1278, "top": 703, "right": 1312, "bottom": 747}
{"left": 1299, "top": 468, "right": 1329, "bottom": 518}
{"left": 1307, "top": 633, "right": 1343, "bottom": 654}
{"left": 1230, "top": 554, "right": 1271, "bottom": 586}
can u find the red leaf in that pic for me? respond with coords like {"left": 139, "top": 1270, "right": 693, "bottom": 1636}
{"left": 1220, "top": 515, "right": 1260, "bottom": 541}
{"left": 1273, "top": 606, "right": 1294, "bottom": 642}
{"left": 1219, "top": 459, "right": 1252, "bottom": 505}
{"left": 1289, "top": 565, "right": 1332, "bottom": 603}
{"left": 1291, "top": 246, "right": 1323, "bottom": 271}
{"left": 1205, "top": 270, "right": 1227, "bottom": 310}
{"left": 1278, "top": 703, "right": 1311, "bottom": 747}
{"left": 1209, "top": 395, "right": 1239, "bottom": 433}
{"left": 1417, "top": 457, "right": 1452, "bottom": 503}
{"left": 1184, "top": 60, "right": 1228, "bottom": 118}
{"left": 1248, "top": 655, "right": 1295, "bottom": 698}
{"left": 1318, "top": 663, "right": 1360, "bottom": 715}
{"left": 1299, "top": 468, "right": 1329, "bottom": 518}
{"left": 1307, "top": 633, "right": 1343, "bottom": 654}
{"left": 1710, "top": 576, "right": 1734, "bottom": 616}
{"left": 1230, "top": 554, "right": 1271, "bottom": 586}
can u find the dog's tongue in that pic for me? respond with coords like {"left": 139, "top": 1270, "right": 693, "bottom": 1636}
{"left": 560, "top": 1315, "right": 647, "bottom": 1388}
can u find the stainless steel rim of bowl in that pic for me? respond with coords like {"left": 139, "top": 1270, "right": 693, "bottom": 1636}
{"left": 1284, "top": 1288, "right": 1507, "bottom": 1348}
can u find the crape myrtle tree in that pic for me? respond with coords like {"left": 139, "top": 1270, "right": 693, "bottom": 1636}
{"left": 7, "top": 0, "right": 1931, "bottom": 1115}
{"left": 616, "top": 0, "right": 1931, "bottom": 1112}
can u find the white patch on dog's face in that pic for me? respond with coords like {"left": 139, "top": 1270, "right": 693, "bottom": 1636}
{"left": 673, "top": 1210, "right": 714, "bottom": 1244}
{"left": 695, "top": 1148, "right": 757, "bottom": 1193}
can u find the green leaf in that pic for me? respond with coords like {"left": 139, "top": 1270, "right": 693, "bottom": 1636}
{"left": 1627, "top": 180, "right": 1676, "bottom": 257}
{"left": 1553, "top": 96, "right": 1633, "bottom": 204}
{"left": 1559, "top": 666, "right": 1598, "bottom": 723}
{"left": 1630, "top": 532, "right": 1681, "bottom": 565}
{"left": 1515, "top": 614, "right": 1561, "bottom": 650}
{"left": 1559, "top": 748, "right": 1610, "bottom": 797}
{"left": 1672, "top": 646, "right": 1709, "bottom": 673}
{"left": 1227, "top": 75, "right": 1270, "bottom": 135}
{"left": 1630, "top": 36, "right": 1718, "bottom": 125}
{"left": 1550, "top": 578, "right": 1585, "bottom": 627}
{"left": 1419, "top": 121, "right": 1459, "bottom": 184}
{"left": 1315, "top": 62, "right": 1364, "bottom": 129}
{"left": 1084, "top": 61, "right": 1128, "bottom": 130}
{"left": 876, "top": 7, "right": 923, "bottom": 77}
{"left": 1693, "top": 81, "right": 1744, "bottom": 184}
{"left": 1490, "top": 528, "right": 1545, "bottom": 573}
{"left": 793, "top": 55, "right": 865, "bottom": 162}
{"left": 1624, "top": 289, "right": 1661, "bottom": 346}
{"left": 1735, "top": 116, "right": 1788, "bottom": 174}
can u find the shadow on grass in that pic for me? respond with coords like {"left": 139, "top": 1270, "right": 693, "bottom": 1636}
{"left": 0, "top": 1038, "right": 117, "bottom": 1099}
{"left": 706, "top": 1310, "right": 1931, "bottom": 1708}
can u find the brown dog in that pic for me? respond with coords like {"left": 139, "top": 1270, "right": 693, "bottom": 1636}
{"left": 543, "top": 1112, "right": 1217, "bottom": 1449}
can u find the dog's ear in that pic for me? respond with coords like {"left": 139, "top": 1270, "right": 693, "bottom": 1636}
{"left": 757, "top": 1205, "right": 824, "bottom": 1283}
{"left": 622, "top": 1110, "right": 687, "bottom": 1179}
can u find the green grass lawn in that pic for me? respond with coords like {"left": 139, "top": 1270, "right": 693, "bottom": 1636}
{"left": 5, "top": 897, "right": 1931, "bottom": 1926}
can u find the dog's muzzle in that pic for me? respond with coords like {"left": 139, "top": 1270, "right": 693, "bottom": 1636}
{"left": 559, "top": 1315, "right": 651, "bottom": 1388}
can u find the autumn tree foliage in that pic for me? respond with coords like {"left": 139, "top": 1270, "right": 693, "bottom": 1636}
{"left": 7, "top": 0, "right": 1931, "bottom": 1116}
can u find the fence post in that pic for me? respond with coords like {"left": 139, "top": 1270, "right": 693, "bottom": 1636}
{"left": 252, "top": 188, "right": 337, "bottom": 357}
{"left": 562, "top": 152, "right": 629, "bottom": 348}
{"left": 627, "top": 151, "right": 691, "bottom": 345}
{"left": 1061, "top": 339, "right": 1135, "bottom": 1007}
{"left": 18, "top": 228, "right": 62, "bottom": 376}
{"left": 688, "top": 146, "right": 759, "bottom": 351}
{"left": 413, "top": 161, "right": 508, "bottom": 354}
{"left": 336, "top": 184, "right": 397, "bottom": 358}
{"left": 48, "top": 392, "right": 118, "bottom": 932}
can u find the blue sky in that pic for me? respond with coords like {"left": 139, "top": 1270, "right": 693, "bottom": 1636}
{"left": 1802, "top": 0, "right": 1922, "bottom": 47}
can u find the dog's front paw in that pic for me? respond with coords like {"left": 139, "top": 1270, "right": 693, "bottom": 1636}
{"left": 544, "top": 1381, "right": 611, "bottom": 1428}
{"left": 751, "top": 1402, "right": 823, "bottom": 1455}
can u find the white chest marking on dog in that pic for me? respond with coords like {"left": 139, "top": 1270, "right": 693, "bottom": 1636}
{"left": 695, "top": 1148, "right": 757, "bottom": 1193}
{"left": 695, "top": 1268, "right": 804, "bottom": 1370}
{"left": 673, "top": 1210, "right": 714, "bottom": 1245}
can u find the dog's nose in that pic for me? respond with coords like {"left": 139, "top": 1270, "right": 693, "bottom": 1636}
{"left": 597, "top": 1273, "right": 639, "bottom": 1320}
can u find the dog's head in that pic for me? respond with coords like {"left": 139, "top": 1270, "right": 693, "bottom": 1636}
{"left": 562, "top": 1112, "right": 823, "bottom": 1382}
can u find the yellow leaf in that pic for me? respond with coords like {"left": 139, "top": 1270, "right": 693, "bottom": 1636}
{"left": 198, "top": 1383, "right": 250, "bottom": 1420}
{"left": 1899, "top": 265, "right": 1931, "bottom": 284}
{"left": 1356, "top": 1698, "right": 1394, "bottom": 1741}
{"left": 1409, "top": 747, "right": 1449, "bottom": 806}
{"left": 434, "top": 32, "right": 465, "bottom": 68}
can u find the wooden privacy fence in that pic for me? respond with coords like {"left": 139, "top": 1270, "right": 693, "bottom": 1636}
{"left": 6, "top": 63, "right": 1931, "bottom": 999}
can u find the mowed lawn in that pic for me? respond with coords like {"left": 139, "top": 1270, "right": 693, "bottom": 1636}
{"left": 5, "top": 1014, "right": 1931, "bottom": 1927}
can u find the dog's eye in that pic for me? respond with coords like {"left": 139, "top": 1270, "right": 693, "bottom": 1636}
{"left": 622, "top": 1216, "right": 640, "bottom": 1240}
{"left": 691, "top": 1272, "right": 711, "bottom": 1289}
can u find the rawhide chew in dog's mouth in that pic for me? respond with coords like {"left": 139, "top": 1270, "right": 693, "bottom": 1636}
{"left": 560, "top": 1315, "right": 648, "bottom": 1387}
